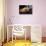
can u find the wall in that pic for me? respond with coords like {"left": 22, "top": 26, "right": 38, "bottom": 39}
{"left": 6, "top": 0, "right": 46, "bottom": 37}
{"left": 0, "top": 0, "right": 4, "bottom": 42}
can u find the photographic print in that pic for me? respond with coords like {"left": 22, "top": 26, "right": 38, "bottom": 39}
{"left": 19, "top": 5, "right": 32, "bottom": 14}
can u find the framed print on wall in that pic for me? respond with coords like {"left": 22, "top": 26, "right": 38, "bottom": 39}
{"left": 19, "top": 5, "right": 32, "bottom": 14}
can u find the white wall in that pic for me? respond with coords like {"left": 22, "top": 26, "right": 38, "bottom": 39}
{"left": 6, "top": 0, "right": 46, "bottom": 37}
{"left": 0, "top": 0, "right": 3, "bottom": 42}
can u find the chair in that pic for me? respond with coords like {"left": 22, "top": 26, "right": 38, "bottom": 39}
{"left": 12, "top": 25, "right": 25, "bottom": 42}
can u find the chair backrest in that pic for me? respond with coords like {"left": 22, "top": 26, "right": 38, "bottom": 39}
{"left": 12, "top": 25, "right": 25, "bottom": 36}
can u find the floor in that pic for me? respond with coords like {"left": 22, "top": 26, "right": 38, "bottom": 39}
{"left": 3, "top": 40, "right": 46, "bottom": 46}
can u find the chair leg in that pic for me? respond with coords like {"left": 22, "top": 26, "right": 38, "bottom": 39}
{"left": 15, "top": 36, "right": 16, "bottom": 42}
{"left": 1, "top": 42, "right": 3, "bottom": 46}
